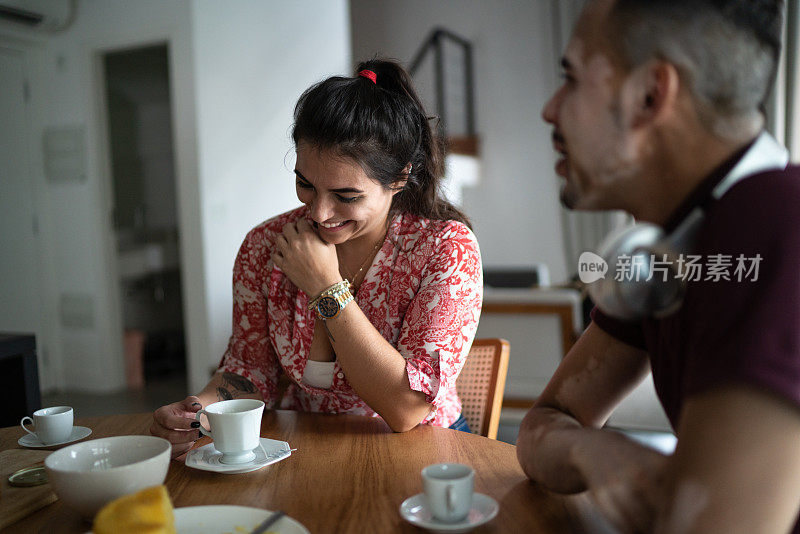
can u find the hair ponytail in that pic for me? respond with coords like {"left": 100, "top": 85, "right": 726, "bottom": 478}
{"left": 292, "top": 58, "right": 471, "bottom": 228}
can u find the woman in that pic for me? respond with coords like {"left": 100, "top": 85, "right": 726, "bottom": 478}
{"left": 151, "top": 59, "right": 482, "bottom": 458}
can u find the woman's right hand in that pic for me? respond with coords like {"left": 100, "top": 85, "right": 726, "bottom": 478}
{"left": 150, "top": 396, "right": 204, "bottom": 459}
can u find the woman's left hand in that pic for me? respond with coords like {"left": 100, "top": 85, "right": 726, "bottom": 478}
{"left": 273, "top": 218, "right": 342, "bottom": 296}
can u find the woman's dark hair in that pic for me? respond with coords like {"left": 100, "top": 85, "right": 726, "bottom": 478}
{"left": 292, "top": 58, "right": 471, "bottom": 228}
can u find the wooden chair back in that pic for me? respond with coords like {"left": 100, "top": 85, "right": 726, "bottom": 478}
{"left": 456, "top": 338, "right": 510, "bottom": 439}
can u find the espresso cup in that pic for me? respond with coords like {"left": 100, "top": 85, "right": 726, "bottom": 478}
{"left": 21, "top": 406, "right": 74, "bottom": 445}
{"left": 195, "top": 399, "right": 265, "bottom": 464}
{"left": 422, "top": 463, "right": 474, "bottom": 523}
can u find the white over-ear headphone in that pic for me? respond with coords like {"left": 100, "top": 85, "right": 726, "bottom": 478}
{"left": 587, "top": 132, "right": 790, "bottom": 321}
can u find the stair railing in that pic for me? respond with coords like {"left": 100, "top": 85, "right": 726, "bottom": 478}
{"left": 409, "top": 27, "right": 476, "bottom": 138}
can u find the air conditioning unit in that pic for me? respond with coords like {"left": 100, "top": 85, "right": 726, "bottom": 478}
{"left": 0, "top": 0, "right": 74, "bottom": 32}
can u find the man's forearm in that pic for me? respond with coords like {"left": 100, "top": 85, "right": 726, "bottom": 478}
{"left": 516, "top": 406, "right": 592, "bottom": 493}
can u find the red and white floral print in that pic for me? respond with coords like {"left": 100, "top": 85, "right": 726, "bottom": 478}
{"left": 218, "top": 206, "right": 482, "bottom": 427}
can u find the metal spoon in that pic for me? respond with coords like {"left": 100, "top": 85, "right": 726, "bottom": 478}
{"left": 250, "top": 510, "right": 286, "bottom": 534}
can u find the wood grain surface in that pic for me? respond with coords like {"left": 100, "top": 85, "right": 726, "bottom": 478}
{"left": 0, "top": 411, "right": 590, "bottom": 533}
{"left": 0, "top": 449, "right": 57, "bottom": 529}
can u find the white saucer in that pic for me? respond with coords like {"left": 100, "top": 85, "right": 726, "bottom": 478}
{"left": 399, "top": 493, "right": 499, "bottom": 533}
{"left": 185, "top": 437, "right": 292, "bottom": 474}
{"left": 18, "top": 426, "right": 92, "bottom": 448}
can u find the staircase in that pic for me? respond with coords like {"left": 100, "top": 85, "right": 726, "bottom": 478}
{"left": 409, "top": 27, "right": 480, "bottom": 203}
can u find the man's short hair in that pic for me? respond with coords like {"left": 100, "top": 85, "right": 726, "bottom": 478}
{"left": 608, "top": 0, "right": 783, "bottom": 139}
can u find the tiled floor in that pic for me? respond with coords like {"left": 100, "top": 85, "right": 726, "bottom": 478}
{"left": 41, "top": 375, "right": 188, "bottom": 419}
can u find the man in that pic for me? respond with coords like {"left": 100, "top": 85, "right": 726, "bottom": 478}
{"left": 516, "top": 1, "right": 800, "bottom": 532}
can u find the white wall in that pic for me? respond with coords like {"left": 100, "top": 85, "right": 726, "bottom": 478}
{"left": 0, "top": 0, "right": 351, "bottom": 394}
{"left": 191, "top": 0, "right": 351, "bottom": 388}
{"left": 0, "top": 0, "right": 197, "bottom": 393}
{"left": 350, "top": 0, "right": 568, "bottom": 281}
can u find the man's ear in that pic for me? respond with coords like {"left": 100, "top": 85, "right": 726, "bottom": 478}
{"left": 629, "top": 60, "right": 680, "bottom": 128}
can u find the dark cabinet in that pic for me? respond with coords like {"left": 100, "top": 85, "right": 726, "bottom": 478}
{"left": 0, "top": 333, "right": 41, "bottom": 428}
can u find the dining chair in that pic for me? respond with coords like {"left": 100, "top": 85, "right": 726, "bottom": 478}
{"left": 456, "top": 338, "right": 510, "bottom": 440}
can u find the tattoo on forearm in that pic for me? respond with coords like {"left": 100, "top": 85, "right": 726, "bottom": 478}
{"left": 221, "top": 372, "right": 257, "bottom": 394}
{"left": 216, "top": 387, "right": 234, "bottom": 401}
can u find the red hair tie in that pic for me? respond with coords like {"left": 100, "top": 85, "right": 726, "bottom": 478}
{"left": 358, "top": 69, "right": 377, "bottom": 84}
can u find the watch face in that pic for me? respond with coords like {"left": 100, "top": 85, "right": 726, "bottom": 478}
{"left": 316, "top": 295, "right": 340, "bottom": 319}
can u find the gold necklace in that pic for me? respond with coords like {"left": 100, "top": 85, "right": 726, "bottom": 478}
{"left": 342, "top": 231, "right": 386, "bottom": 292}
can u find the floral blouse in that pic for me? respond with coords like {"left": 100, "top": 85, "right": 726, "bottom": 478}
{"left": 218, "top": 206, "right": 483, "bottom": 427}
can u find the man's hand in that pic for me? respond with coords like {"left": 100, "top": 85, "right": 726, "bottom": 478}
{"left": 574, "top": 430, "right": 668, "bottom": 533}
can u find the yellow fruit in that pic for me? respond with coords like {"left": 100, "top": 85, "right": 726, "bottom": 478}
{"left": 93, "top": 485, "right": 175, "bottom": 534}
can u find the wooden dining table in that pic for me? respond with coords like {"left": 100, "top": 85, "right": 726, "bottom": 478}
{"left": 0, "top": 410, "right": 604, "bottom": 533}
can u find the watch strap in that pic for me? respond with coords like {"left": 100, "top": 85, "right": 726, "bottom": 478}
{"left": 308, "top": 280, "right": 351, "bottom": 311}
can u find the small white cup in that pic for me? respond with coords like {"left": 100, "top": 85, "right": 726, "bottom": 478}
{"left": 196, "top": 399, "right": 265, "bottom": 464}
{"left": 422, "top": 463, "right": 474, "bottom": 523}
{"left": 21, "top": 406, "right": 74, "bottom": 445}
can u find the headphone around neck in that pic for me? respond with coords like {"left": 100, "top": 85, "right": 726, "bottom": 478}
{"left": 587, "top": 132, "right": 789, "bottom": 321}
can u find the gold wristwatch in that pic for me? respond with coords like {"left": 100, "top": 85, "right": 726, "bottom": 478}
{"left": 308, "top": 280, "right": 354, "bottom": 321}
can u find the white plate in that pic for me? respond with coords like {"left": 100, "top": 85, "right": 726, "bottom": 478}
{"left": 185, "top": 438, "right": 292, "bottom": 474}
{"left": 17, "top": 426, "right": 92, "bottom": 448}
{"left": 399, "top": 493, "right": 499, "bottom": 533}
{"left": 174, "top": 506, "right": 308, "bottom": 534}
{"left": 85, "top": 506, "right": 309, "bottom": 534}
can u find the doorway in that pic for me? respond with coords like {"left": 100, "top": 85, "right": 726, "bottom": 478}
{"left": 102, "top": 44, "right": 186, "bottom": 394}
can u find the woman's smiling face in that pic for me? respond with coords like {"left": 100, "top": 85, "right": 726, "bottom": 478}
{"left": 294, "top": 143, "right": 399, "bottom": 246}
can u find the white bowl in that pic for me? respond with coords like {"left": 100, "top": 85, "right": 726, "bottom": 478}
{"left": 44, "top": 435, "right": 171, "bottom": 518}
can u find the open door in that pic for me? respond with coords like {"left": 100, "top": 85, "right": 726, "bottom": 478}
{"left": 101, "top": 43, "right": 187, "bottom": 392}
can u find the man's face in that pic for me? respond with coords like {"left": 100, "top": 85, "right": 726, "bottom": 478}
{"left": 542, "top": 1, "right": 642, "bottom": 211}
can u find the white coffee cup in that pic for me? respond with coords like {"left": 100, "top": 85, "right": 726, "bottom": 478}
{"left": 21, "top": 406, "right": 74, "bottom": 445}
{"left": 195, "top": 399, "right": 265, "bottom": 464}
{"left": 422, "top": 463, "right": 474, "bottom": 523}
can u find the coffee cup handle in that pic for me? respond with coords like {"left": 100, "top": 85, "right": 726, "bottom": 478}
{"left": 446, "top": 484, "right": 456, "bottom": 514}
{"left": 20, "top": 416, "right": 36, "bottom": 436}
{"left": 195, "top": 410, "right": 212, "bottom": 438}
